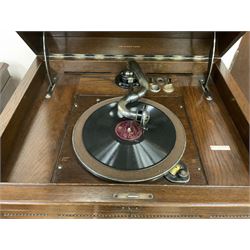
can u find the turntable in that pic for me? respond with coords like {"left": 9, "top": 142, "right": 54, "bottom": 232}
{"left": 72, "top": 61, "right": 187, "bottom": 182}
{"left": 1, "top": 32, "right": 249, "bottom": 219}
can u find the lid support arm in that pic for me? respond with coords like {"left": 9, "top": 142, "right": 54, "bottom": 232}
{"left": 43, "top": 32, "right": 57, "bottom": 99}
{"left": 199, "top": 32, "right": 216, "bottom": 101}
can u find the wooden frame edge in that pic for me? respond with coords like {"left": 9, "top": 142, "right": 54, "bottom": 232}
{"left": 0, "top": 58, "right": 46, "bottom": 178}
{"left": 213, "top": 60, "right": 250, "bottom": 149}
{"left": 0, "top": 184, "right": 250, "bottom": 218}
{"left": 0, "top": 57, "right": 44, "bottom": 137}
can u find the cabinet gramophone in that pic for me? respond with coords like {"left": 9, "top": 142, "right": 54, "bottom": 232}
{"left": 0, "top": 32, "right": 249, "bottom": 218}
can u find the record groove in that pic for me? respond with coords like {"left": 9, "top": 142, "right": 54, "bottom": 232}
{"left": 83, "top": 102, "right": 176, "bottom": 170}
{"left": 72, "top": 97, "right": 186, "bottom": 182}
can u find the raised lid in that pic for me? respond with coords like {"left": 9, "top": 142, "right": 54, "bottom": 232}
{"left": 18, "top": 31, "right": 244, "bottom": 58}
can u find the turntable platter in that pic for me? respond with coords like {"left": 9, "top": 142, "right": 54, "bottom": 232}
{"left": 72, "top": 97, "right": 186, "bottom": 182}
{"left": 83, "top": 102, "right": 176, "bottom": 170}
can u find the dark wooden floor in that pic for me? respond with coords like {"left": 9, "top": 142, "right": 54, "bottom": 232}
{"left": 2, "top": 72, "right": 249, "bottom": 185}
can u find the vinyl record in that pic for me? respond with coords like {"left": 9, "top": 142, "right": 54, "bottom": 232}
{"left": 72, "top": 97, "right": 186, "bottom": 182}
{"left": 82, "top": 102, "right": 176, "bottom": 170}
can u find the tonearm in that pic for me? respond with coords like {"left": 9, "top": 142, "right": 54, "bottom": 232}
{"left": 117, "top": 60, "right": 150, "bottom": 128}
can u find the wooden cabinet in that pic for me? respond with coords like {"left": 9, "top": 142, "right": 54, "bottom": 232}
{"left": 0, "top": 32, "right": 249, "bottom": 218}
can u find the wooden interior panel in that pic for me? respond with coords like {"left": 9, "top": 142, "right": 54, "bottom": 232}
{"left": 60, "top": 60, "right": 208, "bottom": 75}
{"left": 2, "top": 74, "right": 79, "bottom": 182}
{"left": 49, "top": 32, "right": 214, "bottom": 38}
{"left": 183, "top": 79, "right": 249, "bottom": 185}
{"left": 46, "top": 37, "right": 212, "bottom": 56}
{"left": 213, "top": 61, "right": 250, "bottom": 149}
{"left": 0, "top": 58, "right": 45, "bottom": 180}
{"left": 231, "top": 32, "right": 250, "bottom": 102}
{"left": 2, "top": 61, "right": 248, "bottom": 186}
{"left": 17, "top": 32, "right": 244, "bottom": 58}
{"left": 18, "top": 31, "right": 214, "bottom": 56}
{"left": 75, "top": 73, "right": 188, "bottom": 97}
{"left": 0, "top": 58, "right": 44, "bottom": 135}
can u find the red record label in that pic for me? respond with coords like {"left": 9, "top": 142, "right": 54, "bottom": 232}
{"left": 115, "top": 120, "right": 143, "bottom": 141}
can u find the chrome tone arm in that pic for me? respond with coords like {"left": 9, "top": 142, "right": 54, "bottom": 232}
{"left": 128, "top": 60, "right": 149, "bottom": 92}
{"left": 117, "top": 60, "right": 150, "bottom": 127}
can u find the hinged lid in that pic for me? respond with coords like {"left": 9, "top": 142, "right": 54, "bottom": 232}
{"left": 18, "top": 32, "right": 244, "bottom": 59}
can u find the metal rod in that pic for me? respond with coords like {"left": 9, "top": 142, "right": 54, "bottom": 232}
{"left": 205, "top": 32, "right": 216, "bottom": 87}
{"left": 200, "top": 32, "right": 216, "bottom": 101}
{"left": 43, "top": 32, "right": 56, "bottom": 99}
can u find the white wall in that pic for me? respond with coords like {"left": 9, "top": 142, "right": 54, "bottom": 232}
{"left": 0, "top": 31, "right": 36, "bottom": 82}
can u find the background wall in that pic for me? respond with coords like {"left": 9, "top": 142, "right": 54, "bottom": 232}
{"left": 0, "top": 31, "right": 36, "bottom": 83}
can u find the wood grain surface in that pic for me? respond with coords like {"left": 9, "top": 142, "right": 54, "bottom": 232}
{"left": 0, "top": 184, "right": 250, "bottom": 218}
{"left": 231, "top": 32, "right": 250, "bottom": 102}
{"left": 2, "top": 70, "right": 248, "bottom": 186}
{"left": 2, "top": 74, "right": 79, "bottom": 182}
{"left": 183, "top": 79, "right": 249, "bottom": 185}
{"left": 18, "top": 32, "right": 243, "bottom": 57}
{"left": 1, "top": 58, "right": 45, "bottom": 179}
{"left": 61, "top": 60, "right": 208, "bottom": 75}
{"left": 1, "top": 57, "right": 249, "bottom": 218}
{"left": 213, "top": 61, "right": 249, "bottom": 149}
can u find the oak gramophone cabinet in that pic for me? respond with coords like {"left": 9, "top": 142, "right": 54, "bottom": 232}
{"left": 0, "top": 32, "right": 249, "bottom": 218}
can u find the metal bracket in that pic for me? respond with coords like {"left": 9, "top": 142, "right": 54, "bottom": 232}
{"left": 164, "top": 161, "right": 190, "bottom": 184}
{"left": 199, "top": 32, "right": 216, "bottom": 101}
{"left": 43, "top": 32, "right": 57, "bottom": 99}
